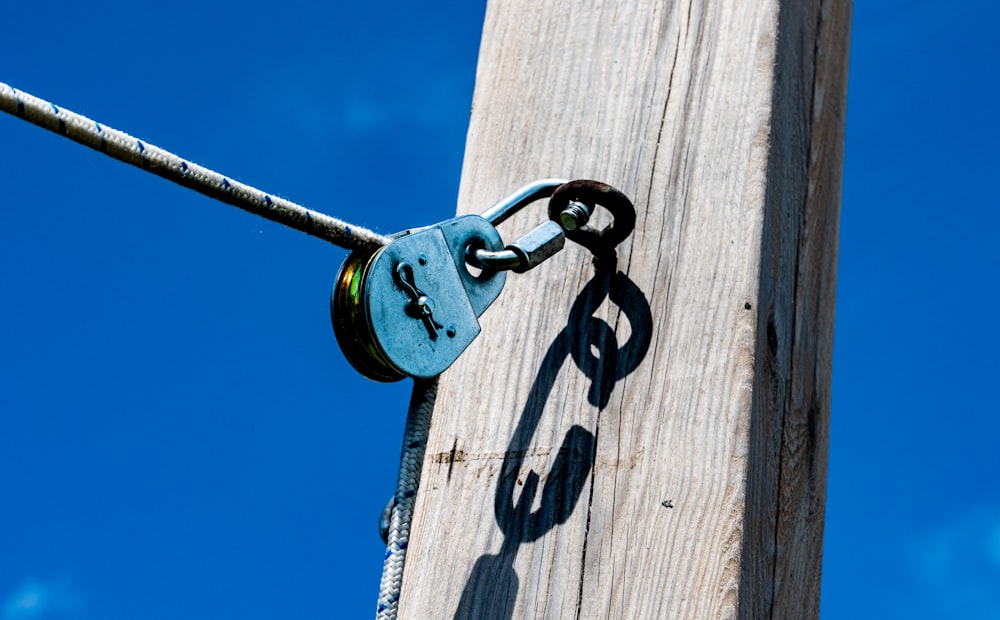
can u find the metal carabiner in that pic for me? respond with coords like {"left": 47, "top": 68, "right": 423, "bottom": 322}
{"left": 470, "top": 178, "right": 636, "bottom": 272}
{"left": 478, "top": 178, "right": 569, "bottom": 226}
{"left": 469, "top": 179, "right": 567, "bottom": 273}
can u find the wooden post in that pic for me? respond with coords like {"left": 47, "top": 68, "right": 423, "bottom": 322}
{"left": 401, "top": 0, "right": 849, "bottom": 617}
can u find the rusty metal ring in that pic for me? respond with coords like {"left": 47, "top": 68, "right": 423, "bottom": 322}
{"left": 547, "top": 180, "right": 636, "bottom": 256}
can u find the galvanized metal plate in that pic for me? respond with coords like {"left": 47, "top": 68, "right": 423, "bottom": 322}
{"left": 364, "top": 227, "right": 481, "bottom": 379}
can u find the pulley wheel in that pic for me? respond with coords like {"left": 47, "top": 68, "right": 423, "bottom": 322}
{"left": 331, "top": 248, "right": 406, "bottom": 383}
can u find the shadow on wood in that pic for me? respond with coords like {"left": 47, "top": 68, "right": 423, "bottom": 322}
{"left": 454, "top": 265, "right": 653, "bottom": 619}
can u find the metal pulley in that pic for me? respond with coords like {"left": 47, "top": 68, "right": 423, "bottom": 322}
{"left": 331, "top": 179, "right": 635, "bottom": 382}
{"left": 332, "top": 215, "right": 507, "bottom": 382}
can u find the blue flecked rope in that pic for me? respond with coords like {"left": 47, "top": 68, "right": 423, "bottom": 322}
{"left": 377, "top": 376, "right": 437, "bottom": 619}
{"left": 0, "top": 82, "right": 389, "bottom": 251}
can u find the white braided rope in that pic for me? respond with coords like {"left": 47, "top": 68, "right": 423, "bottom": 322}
{"left": 0, "top": 82, "right": 389, "bottom": 251}
{"left": 377, "top": 377, "right": 438, "bottom": 619}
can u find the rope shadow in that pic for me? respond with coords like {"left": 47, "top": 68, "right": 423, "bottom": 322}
{"left": 454, "top": 262, "right": 653, "bottom": 619}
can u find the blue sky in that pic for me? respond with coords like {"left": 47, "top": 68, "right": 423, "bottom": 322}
{"left": 823, "top": 1, "right": 999, "bottom": 618}
{"left": 1, "top": 1, "right": 997, "bottom": 618}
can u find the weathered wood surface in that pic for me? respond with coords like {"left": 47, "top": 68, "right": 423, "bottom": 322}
{"left": 400, "top": 0, "right": 850, "bottom": 617}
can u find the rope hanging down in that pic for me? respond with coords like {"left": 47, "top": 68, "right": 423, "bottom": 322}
{"left": 0, "top": 81, "right": 427, "bottom": 618}
{"left": 377, "top": 377, "right": 437, "bottom": 620}
{"left": 0, "top": 82, "right": 388, "bottom": 251}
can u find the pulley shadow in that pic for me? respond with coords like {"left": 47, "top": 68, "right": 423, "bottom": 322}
{"left": 454, "top": 259, "right": 652, "bottom": 619}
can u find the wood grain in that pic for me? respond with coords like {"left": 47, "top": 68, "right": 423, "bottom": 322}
{"left": 399, "top": 0, "right": 849, "bottom": 617}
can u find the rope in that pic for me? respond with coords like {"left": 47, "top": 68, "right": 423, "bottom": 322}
{"left": 0, "top": 82, "right": 389, "bottom": 251}
{"left": 377, "top": 376, "right": 438, "bottom": 620}
{"left": 1, "top": 81, "right": 435, "bottom": 616}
